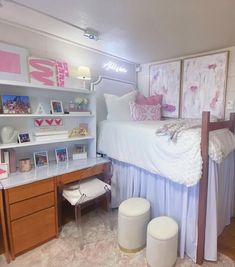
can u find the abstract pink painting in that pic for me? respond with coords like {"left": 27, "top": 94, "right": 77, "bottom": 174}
{"left": 150, "top": 61, "right": 181, "bottom": 118}
{"left": 0, "top": 43, "right": 28, "bottom": 82}
{"left": 28, "top": 57, "right": 57, "bottom": 86}
{"left": 182, "top": 52, "right": 228, "bottom": 119}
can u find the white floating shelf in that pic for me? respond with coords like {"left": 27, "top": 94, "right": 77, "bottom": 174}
{"left": 0, "top": 79, "right": 92, "bottom": 94}
{"left": 0, "top": 136, "right": 95, "bottom": 149}
{"left": 0, "top": 113, "right": 94, "bottom": 118}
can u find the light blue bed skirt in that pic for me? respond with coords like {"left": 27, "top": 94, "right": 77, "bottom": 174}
{"left": 110, "top": 152, "right": 235, "bottom": 262}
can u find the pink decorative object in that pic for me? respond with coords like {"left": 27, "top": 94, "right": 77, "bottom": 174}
{"left": 8, "top": 148, "right": 16, "bottom": 173}
{"left": 55, "top": 61, "right": 69, "bottom": 87}
{"left": 182, "top": 52, "right": 228, "bottom": 119}
{"left": 28, "top": 57, "right": 57, "bottom": 86}
{"left": 55, "top": 119, "right": 62, "bottom": 125}
{"left": 150, "top": 61, "right": 181, "bottom": 118}
{"left": 34, "top": 118, "right": 63, "bottom": 127}
{"left": 129, "top": 102, "right": 161, "bottom": 121}
{"left": 163, "top": 104, "right": 176, "bottom": 113}
{"left": 0, "top": 163, "right": 8, "bottom": 179}
{"left": 0, "top": 42, "right": 29, "bottom": 82}
{"left": 45, "top": 119, "right": 53, "bottom": 126}
{"left": 136, "top": 93, "right": 163, "bottom": 105}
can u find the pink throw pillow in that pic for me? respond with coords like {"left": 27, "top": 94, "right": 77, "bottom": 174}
{"left": 135, "top": 93, "right": 163, "bottom": 105}
{"left": 129, "top": 102, "right": 161, "bottom": 121}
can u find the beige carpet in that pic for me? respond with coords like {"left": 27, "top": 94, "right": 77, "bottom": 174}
{"left": 0, "top": 210, "right": 234, "bottom": 267}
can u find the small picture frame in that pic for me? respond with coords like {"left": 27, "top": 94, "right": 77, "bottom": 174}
{"left": 1, "top": 95, "right": 31, "bottom": 114}
{"left": 55, "top": 148, "right": 68, "bottom": 163}
{"left": 34, "top": 151, "right": 49, "bottom": 168}
{"left": 18, "top": 133, "right": 31, "bottom": 143}
{"left": 51, "top": 100, "right": 64, "bottom": 114}
{"left": 76, "top": 144, "right": 87, "bottom": 153}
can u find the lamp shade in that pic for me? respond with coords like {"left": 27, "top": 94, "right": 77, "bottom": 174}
{"left": 78, "top": 66, "right": 91, "bottom": 80}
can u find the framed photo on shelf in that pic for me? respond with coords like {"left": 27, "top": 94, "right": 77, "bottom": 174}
{"left": 1, "top": 95, "right": 30, "bottom": 114}
{"left": 18, "top": 132, "right": 31, "bottom": 143}
{"left": 73, "top": 144, "right": 87, "bottom": 160}
{"left": 55, "top": 148, "right": 68, "bottom": 163}
{"left": 34, "top": 151, "right": 49, "bottom": 168}
{"left": 50, "top": 100, "right": 64, "bottom": 114}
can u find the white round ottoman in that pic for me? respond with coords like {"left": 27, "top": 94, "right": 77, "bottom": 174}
{"left": 146, "top": 216, "right": 178, "bottom": 267}
{"left": 118, "top": 197, "right": 151, "bottom": 252}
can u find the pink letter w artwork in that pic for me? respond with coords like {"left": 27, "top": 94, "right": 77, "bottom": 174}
{"left": 28, "top": 57, "right": 56, "bottom": 86}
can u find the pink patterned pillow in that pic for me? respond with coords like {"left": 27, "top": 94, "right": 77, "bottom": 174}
{"left": 135, "top": 93, "right": 163, "bottom": 105}
{"left": 129, "top": 102, "right": 161, "bottom": 121}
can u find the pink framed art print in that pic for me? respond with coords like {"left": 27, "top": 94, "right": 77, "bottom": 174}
{"left": 0, "top": 42, "right": 29, "bottom": 82}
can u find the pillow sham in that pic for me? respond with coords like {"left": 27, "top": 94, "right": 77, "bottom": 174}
{"left": 129, "top": 102, "right": 161, "bottom": 121}
{"left": 104, "top": 91, "right": 136, "bottom": 121}
{"left": 135, "top": 93, "right": 163, "bottom": 105}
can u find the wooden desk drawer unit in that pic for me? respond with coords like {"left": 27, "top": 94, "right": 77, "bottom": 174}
{"left": 10, "top": 192, "right": 55, "bottom": 221}
{"left": 11, "top": 207, "right": 56, "bottom": 255}
{"left": 7, "top": 179, "right": 54, "bottom": 204}
{"left": 4, "top": 178, "right": 58, "bottom": 259}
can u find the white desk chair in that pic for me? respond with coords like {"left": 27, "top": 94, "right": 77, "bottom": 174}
{"left": 62, "top": 177, "right": 112, "bottom": 249}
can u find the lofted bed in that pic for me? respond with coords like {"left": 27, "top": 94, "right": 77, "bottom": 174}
{"left": 93, "top": 76, "right": 235, "bottom": 265}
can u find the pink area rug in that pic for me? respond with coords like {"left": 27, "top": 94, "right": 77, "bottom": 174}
{"left": 0, "top": 210, "right": 234, "bottom": 267}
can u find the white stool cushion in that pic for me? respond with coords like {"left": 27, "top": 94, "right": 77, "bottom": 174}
{"left": 148, "top": 216, "right": 178, "bottom": 240}
{"left": 62, "top": 178, "right": 110, "bottom": 206}
{"left": 146, "top": 216, "right": 178, "bottom": 267}
{"left": 118, "top": 198, "right": 150, "bottom": 251}
{"left": 119, "top": 197, "right": 150, "bottom": 217}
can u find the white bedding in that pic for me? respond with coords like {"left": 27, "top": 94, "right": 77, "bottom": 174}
{"left": 98, "top": 120, "right": 235, "bottom": 186}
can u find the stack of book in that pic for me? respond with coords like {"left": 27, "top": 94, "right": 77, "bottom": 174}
{"left": 34, "top": 130, "right": 69, "bottom": 142}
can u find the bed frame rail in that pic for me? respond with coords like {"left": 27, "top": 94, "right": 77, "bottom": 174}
{"left": 196, "top": 111, "right": 235, "bottom": 264}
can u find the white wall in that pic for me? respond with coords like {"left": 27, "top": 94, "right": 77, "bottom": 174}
{"left": 138, "top": 47, "right": 235, "bottom": 118}
{"left": 0, "top": 22, "right": 136, "bottom": 85}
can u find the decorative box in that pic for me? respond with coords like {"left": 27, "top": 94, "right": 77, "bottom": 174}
{"left": 72, "top": 152, "right": 87, "bottom": 160}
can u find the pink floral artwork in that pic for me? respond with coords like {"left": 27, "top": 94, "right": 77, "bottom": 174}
{"left": 55, "top": 61, "right": 69, "bottom": 87}
{"left": 182, "top": 52, "right": 228, "bottom": 119}
{"left": 28, "top": 57, "right": 57, "bottom": 86}
{"left": 150, "top": 61, "right": 181, "bottom": 118}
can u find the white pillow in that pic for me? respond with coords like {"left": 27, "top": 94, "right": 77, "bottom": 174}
{"left": 104, "top": 91, "right": 136, "bottom": 120}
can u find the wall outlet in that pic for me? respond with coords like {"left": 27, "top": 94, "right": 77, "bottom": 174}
{"left": 226, "top": 100, "right": 234, "bottom": 110}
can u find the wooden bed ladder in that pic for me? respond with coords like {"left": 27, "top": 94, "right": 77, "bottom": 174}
{"left": 196, "top": 111, "right": 235, "bottom": 265}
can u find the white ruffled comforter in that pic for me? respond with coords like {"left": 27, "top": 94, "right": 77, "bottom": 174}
{"left": 98, "top": 120, "right": 235, "bottom": 186}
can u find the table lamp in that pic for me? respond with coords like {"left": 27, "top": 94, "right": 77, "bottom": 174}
{"left": 78, "top": 66, "right": 91, "bottom": 89}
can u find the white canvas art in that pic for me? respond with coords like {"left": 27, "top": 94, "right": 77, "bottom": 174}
{"left": 182, "top": 52, "right": 228, "bottom": 119}
{"left": 150, "top": 61, "right": 181, "bottom": 117}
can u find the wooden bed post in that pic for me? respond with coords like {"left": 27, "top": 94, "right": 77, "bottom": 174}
{"left": 229, "top": 112, "right": 235, "bottom": 133}
{"left": 196, "top": 111, "right": 210, "bottom": 265}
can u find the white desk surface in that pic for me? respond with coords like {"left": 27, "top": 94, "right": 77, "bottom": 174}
{"left": 0, "top": 157, "right": 110, "bottom": 189}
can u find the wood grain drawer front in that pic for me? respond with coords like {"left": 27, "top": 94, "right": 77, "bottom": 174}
{"left": 11, "top": 207, "right": 56, "bottom": 255}
{"left": 8, "top": 179, "right": 54, "bottom": 204}
{"left": 10, "top": 192, "right": 55, "bottom": 221}
{"left": 58, "top": 163, "right": 107, "bottom": 184}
